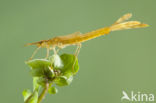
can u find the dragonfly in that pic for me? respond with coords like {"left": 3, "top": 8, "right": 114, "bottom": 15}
{"left": 25, "top": 13, "right": 148, "bottom": 60}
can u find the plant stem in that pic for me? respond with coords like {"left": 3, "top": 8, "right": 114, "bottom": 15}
{"left": 37, "top": 83, "right": 49, "bottom": 103}
{"left": 25, "top": 94, "right": 33, "bottom": 103}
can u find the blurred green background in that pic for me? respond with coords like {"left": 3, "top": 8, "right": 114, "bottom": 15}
{"left": 0, "top": 0, "right": 155, "bottom": 103}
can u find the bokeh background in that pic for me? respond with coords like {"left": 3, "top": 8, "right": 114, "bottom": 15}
{"left": 0, "top": 0, "right": 155, "bottom": 103}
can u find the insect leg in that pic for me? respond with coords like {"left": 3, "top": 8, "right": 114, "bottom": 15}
{"left": 75, "top": 43, "right": 81, "bottom": 57}
{"left": 56, "top": 46, "right": 64, "bottom": 54}
{"left": 72, "top": 43, "right": 81, "bottom": 73}
{"left": 29, "top": 46, "right": 41, "bottom": 60}
{"left": 49, "top": 46, "right": 56, "bottom": 54}
{"left": 56, "top": 43, "right": 65, "bottom": 54}
{"left": 45, "top": 48, "right": 50, "bottom": 59}
{"left": 53, "top": 47, "right": 57, "bottom": 55}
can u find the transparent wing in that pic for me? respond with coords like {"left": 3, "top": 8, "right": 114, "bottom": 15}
{"left": 57, "top": 31, "right": 82, "bottom": 40}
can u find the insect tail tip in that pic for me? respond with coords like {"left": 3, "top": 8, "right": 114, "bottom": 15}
{"left": 142, "top": 23, "right": 149, "bottom": 27}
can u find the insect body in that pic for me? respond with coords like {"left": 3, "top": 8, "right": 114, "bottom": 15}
{"left": 26, "top": 13, "right": 148, "bottom": 60}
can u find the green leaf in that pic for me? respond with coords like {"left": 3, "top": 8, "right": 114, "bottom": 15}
{"left": 26, "top": 59, "right": 51, "bottom": 69}
{"left": 55, "top": 75, "right": 73, "bottom": 86}
{"left": 48, "top": 67, "right": 55, "bottom": 78}
{"left": 23, "top": 89, "right": 32, "bottom": 102}
{"left": 48, "top": 87, "right": 58, "bottom": 94}
{"left": 55, "top": 76, "right": 68, "bottom": 86}
{"left": 59, "top": 54, "right": 79, "bottom": 75}
{"left": 30, "top": 67, "right": 43, "bottom": 77}
{"left": 26, "top": 59, "right": 53, "bottom": 78}
{"left": 28, "top": 90, "right": 38, "bottom": 103}
{"left": 33, "top": 77, "right": 40, "bottom": 91}
{"left": 23, "top": 89, "right": 38, "bottom": 103}
{"left": 37, "top": 77, "right": 47, "bottom": 87}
